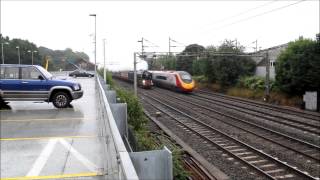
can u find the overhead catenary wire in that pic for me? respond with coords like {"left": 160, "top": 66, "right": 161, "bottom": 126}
{"left": 203, "top": 0, "right": 278, "bottom": 27}
{"left": 208, "top": 0, "right": 305, "bottom": 32}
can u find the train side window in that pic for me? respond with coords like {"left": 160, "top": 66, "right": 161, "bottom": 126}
{"left": 156, "top": 76, "right": 167, "bottom": 80}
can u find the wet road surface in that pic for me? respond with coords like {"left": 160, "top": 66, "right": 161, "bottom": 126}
{"left": 0, "top": 78, "right": 106, "bottom": 179}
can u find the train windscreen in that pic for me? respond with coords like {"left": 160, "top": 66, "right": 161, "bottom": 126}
{"left": 178, "top": 71, "right": 192, "bottom": 83}
{"left": 142, "top": 71, "right": 152, "bottom": 80}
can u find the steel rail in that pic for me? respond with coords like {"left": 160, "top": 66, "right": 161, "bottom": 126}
{"left": 152, "top": 89, "right": 320, "bottom": 150}
{"left": 142, "top": 92, "right": 317, "bottom": 180}
{"left": 197, "top": 90, "right": 320, "bottom": 121}
{"left": 149, "top": 90, "right": 320, "bottom": 162}
{"left": 191, "top": 93, "right": 320, "bottom": 135}
{"left": 195, "top": 91, "right": 320, "bottom": 126}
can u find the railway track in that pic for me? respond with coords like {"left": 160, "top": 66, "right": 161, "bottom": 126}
{"left": 114, "top": 79, "right": 320, "bottom": 179}
{"left": 142, "top": 92, "right": 318, "bottom": 180}
{"left": 150, "top": 89, "right": 320, "bottom": 159}
{"left": 155, "top": 88, "right": 320, "bottom": 143}
{"left": 196, "top": 89, "right": 320, "bottom": 122}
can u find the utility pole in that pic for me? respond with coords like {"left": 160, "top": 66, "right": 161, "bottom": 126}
{"left": 169, "top": 37, "right": 171, "bottom": 54}
{"left": 90, "top": 14, "right": 97, "bottom": 75}
{"left": 253, "top": 40, "right": 258, "bottom": 52}
{"left": 16, "top": 46, "right": 21, "bottom": 64}
{"left": 255, "top": 40, "right": 258, "bottom": 52}
{"left": 265, "top": 51, "right": 270, "bottom": 102}
{"left": 133, "top": 52, "right": 137, "bottom": 97}
{"left": 103, "top": 39, "right": 106, "bottom": 82}
{"left": 137, "top": 38, "right": 144, "bottom": 59}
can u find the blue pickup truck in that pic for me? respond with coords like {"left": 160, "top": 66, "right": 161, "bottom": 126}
{"left": 0, "top": 64, "right": 83, "bottom": 108}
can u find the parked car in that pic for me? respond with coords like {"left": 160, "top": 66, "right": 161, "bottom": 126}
{"left": 69, "top": 70, "right": 94, "bottom": 78}
{"left": 0, "top": 64, "right": 83, "bottom": 108}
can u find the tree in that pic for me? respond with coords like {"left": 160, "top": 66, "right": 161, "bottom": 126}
{"left": 176, "top": 44, "right": 205, "bottom": 74}
{"left": 275, "top": 36, "right": 320, "bottom": 95}
{"left": 204, "top": 40, "right": 256, "bottom": 86}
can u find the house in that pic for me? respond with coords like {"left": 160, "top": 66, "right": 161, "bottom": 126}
{"left": 249, "top": 43, "right": 288, "bottom": 79}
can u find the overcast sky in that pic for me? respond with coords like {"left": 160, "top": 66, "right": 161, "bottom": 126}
{"left": 1, "top": 0, "right": 319, "bottom": 70}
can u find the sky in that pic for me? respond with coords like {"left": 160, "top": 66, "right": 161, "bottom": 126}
{"left": 1, "top": 0, "right": 319, "bottom": 71}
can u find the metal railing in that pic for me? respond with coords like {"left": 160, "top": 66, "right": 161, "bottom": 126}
{"left": 96, "top": 75, "right": 139, "bottom": 180}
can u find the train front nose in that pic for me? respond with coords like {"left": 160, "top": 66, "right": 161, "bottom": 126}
{"left": 182, "top": 80, "right": 195, "bottom": 92}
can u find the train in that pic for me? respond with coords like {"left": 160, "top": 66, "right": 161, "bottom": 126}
{"left": 113, "top": 70, "right": 195, "bottom": 93}
{"left": 112, "top": 70, "right": 153, "bottom": 89}
{"left": 149, "top": 70, "right": 195, "bottom": 93}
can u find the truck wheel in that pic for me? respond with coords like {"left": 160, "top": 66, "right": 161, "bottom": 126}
{"left": 52, "top": 92, "right": 70, "bottom": 108}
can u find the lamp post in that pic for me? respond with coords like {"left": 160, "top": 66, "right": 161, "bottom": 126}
{"left": 1, "top": 42, "right": 9, "bottom": 64}
{"left": 28, "top": 50, "right": 37, "bottom": 65}
{"left": 16, "top": 46, "right": 21, "bottom": 64}
{"left": 90, "top": 14, "right": 97, "bottom": 76}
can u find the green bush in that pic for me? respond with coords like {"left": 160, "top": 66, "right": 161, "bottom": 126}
{"left": 193, "top": 75, "right": 208, "bottom": 83}
{"left": 115, "top": 87, "right": 147, "bottom": 131}
{"left": 239, "top": 76, "right": 276, "bottom": 91}
{"left": 276, "top": 36, "right": 320, "bottom": 95}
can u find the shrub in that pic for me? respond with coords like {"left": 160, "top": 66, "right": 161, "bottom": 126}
{"left": 115, "top": 87, "right": 147, "bottom": 131}
{"left": 239, "top": 76, "right": 276, "bottom": 91}
{"left": 275, "top": 36, "right": 320, "bottom": 95}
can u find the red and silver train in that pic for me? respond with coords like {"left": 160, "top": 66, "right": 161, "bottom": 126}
{"left": 112, "top": 70, "right": 153, "bottom": 89}
{"left": 149, "top": 71, "right": 195, "bottom": 92}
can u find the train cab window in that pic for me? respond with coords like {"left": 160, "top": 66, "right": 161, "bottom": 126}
{"left": 142, "top": 72, "right": 152, "bottom": 80}
{"left": 178, "top": 71, "right": 192, "bottom": 83}
{"left": 156, "top": 76, "right": 167, "bottom": 80}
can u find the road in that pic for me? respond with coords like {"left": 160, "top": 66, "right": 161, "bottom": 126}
{"left": 0, "top": 78, "right": 106, "bottom": 180}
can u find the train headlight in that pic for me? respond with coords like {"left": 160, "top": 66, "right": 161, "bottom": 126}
{"left": 142, "top": 80, "right": 146, "bottom": 85}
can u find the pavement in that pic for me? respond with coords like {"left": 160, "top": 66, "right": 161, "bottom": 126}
{"left": 0, "top": 78, "right": 109, "bottom": 180}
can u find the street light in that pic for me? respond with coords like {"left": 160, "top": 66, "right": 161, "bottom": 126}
{"left": 1, "top": 42, "right": 9, "bottom": 64}
{"left": 28, "top": 50, "right": 37, "bottom": 65}
{"left": 89, "top": 14, "right": 97, "bottom": 76}
{"left": 16, "top": 46, "right": 21, "bottom": 64}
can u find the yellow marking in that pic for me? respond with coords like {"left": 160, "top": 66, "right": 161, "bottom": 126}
{"left": 0, "top": 108, "right": 77, "bottom": 112}
{"left": 1, "top": 172, "right": 100, "bottom": 180}
{"left": 0, "top": 117, "right": 92, "bottom": 122}
{"left": 0, "top": 135, "right": 97, "bottom": 141}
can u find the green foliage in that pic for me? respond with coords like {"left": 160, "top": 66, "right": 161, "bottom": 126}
{"left": 115, "top": 88, "right": 147, "bottom": 131}
{"left": 149, "top": 55, "right": 176, "bottom": 70}
{"left": 275, "top": 36, "right": 320, "bottom": 95}
{"left": 172, "top": 148, "right": 190, "bottom": 180}
{"left": 193, "top": 75, "right": 208, "bottom": 83}
{"left": 0, "top": 35, "right": 41, "bottom": 65}
{"left": 239, "top": 76, "right": 276, "bottom": 90}
{"left": 204, "top": 40, "right": 256, "bottom": 86}
{"left": 0, "top": 35, "right": 91, "bottom": 71}
{"left": 176, "top": 44, "right": 205, "bottom": 74}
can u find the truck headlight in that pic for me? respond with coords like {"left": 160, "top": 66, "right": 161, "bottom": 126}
{"left": 73, "top": 84, "right": 80, "bottom": 91}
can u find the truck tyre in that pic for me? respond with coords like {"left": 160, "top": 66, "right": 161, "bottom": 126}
{"left": 52, "top": 92, "right": 71, "bottom": 108}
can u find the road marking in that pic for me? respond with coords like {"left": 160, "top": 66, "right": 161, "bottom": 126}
{"left": 0, "top": 135, "right": 97, "bottom": 141}
{"left": 0, "top": 117, "right": 92, "bottom": 122}
{"left": 26, "top": 139, "right": 58, "bottom": 177}
{"left": 59, "top": 138, "right": 98, "bottom": 172}
{"left": 1, "top": 172, "right": 99, "bottom": 180}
